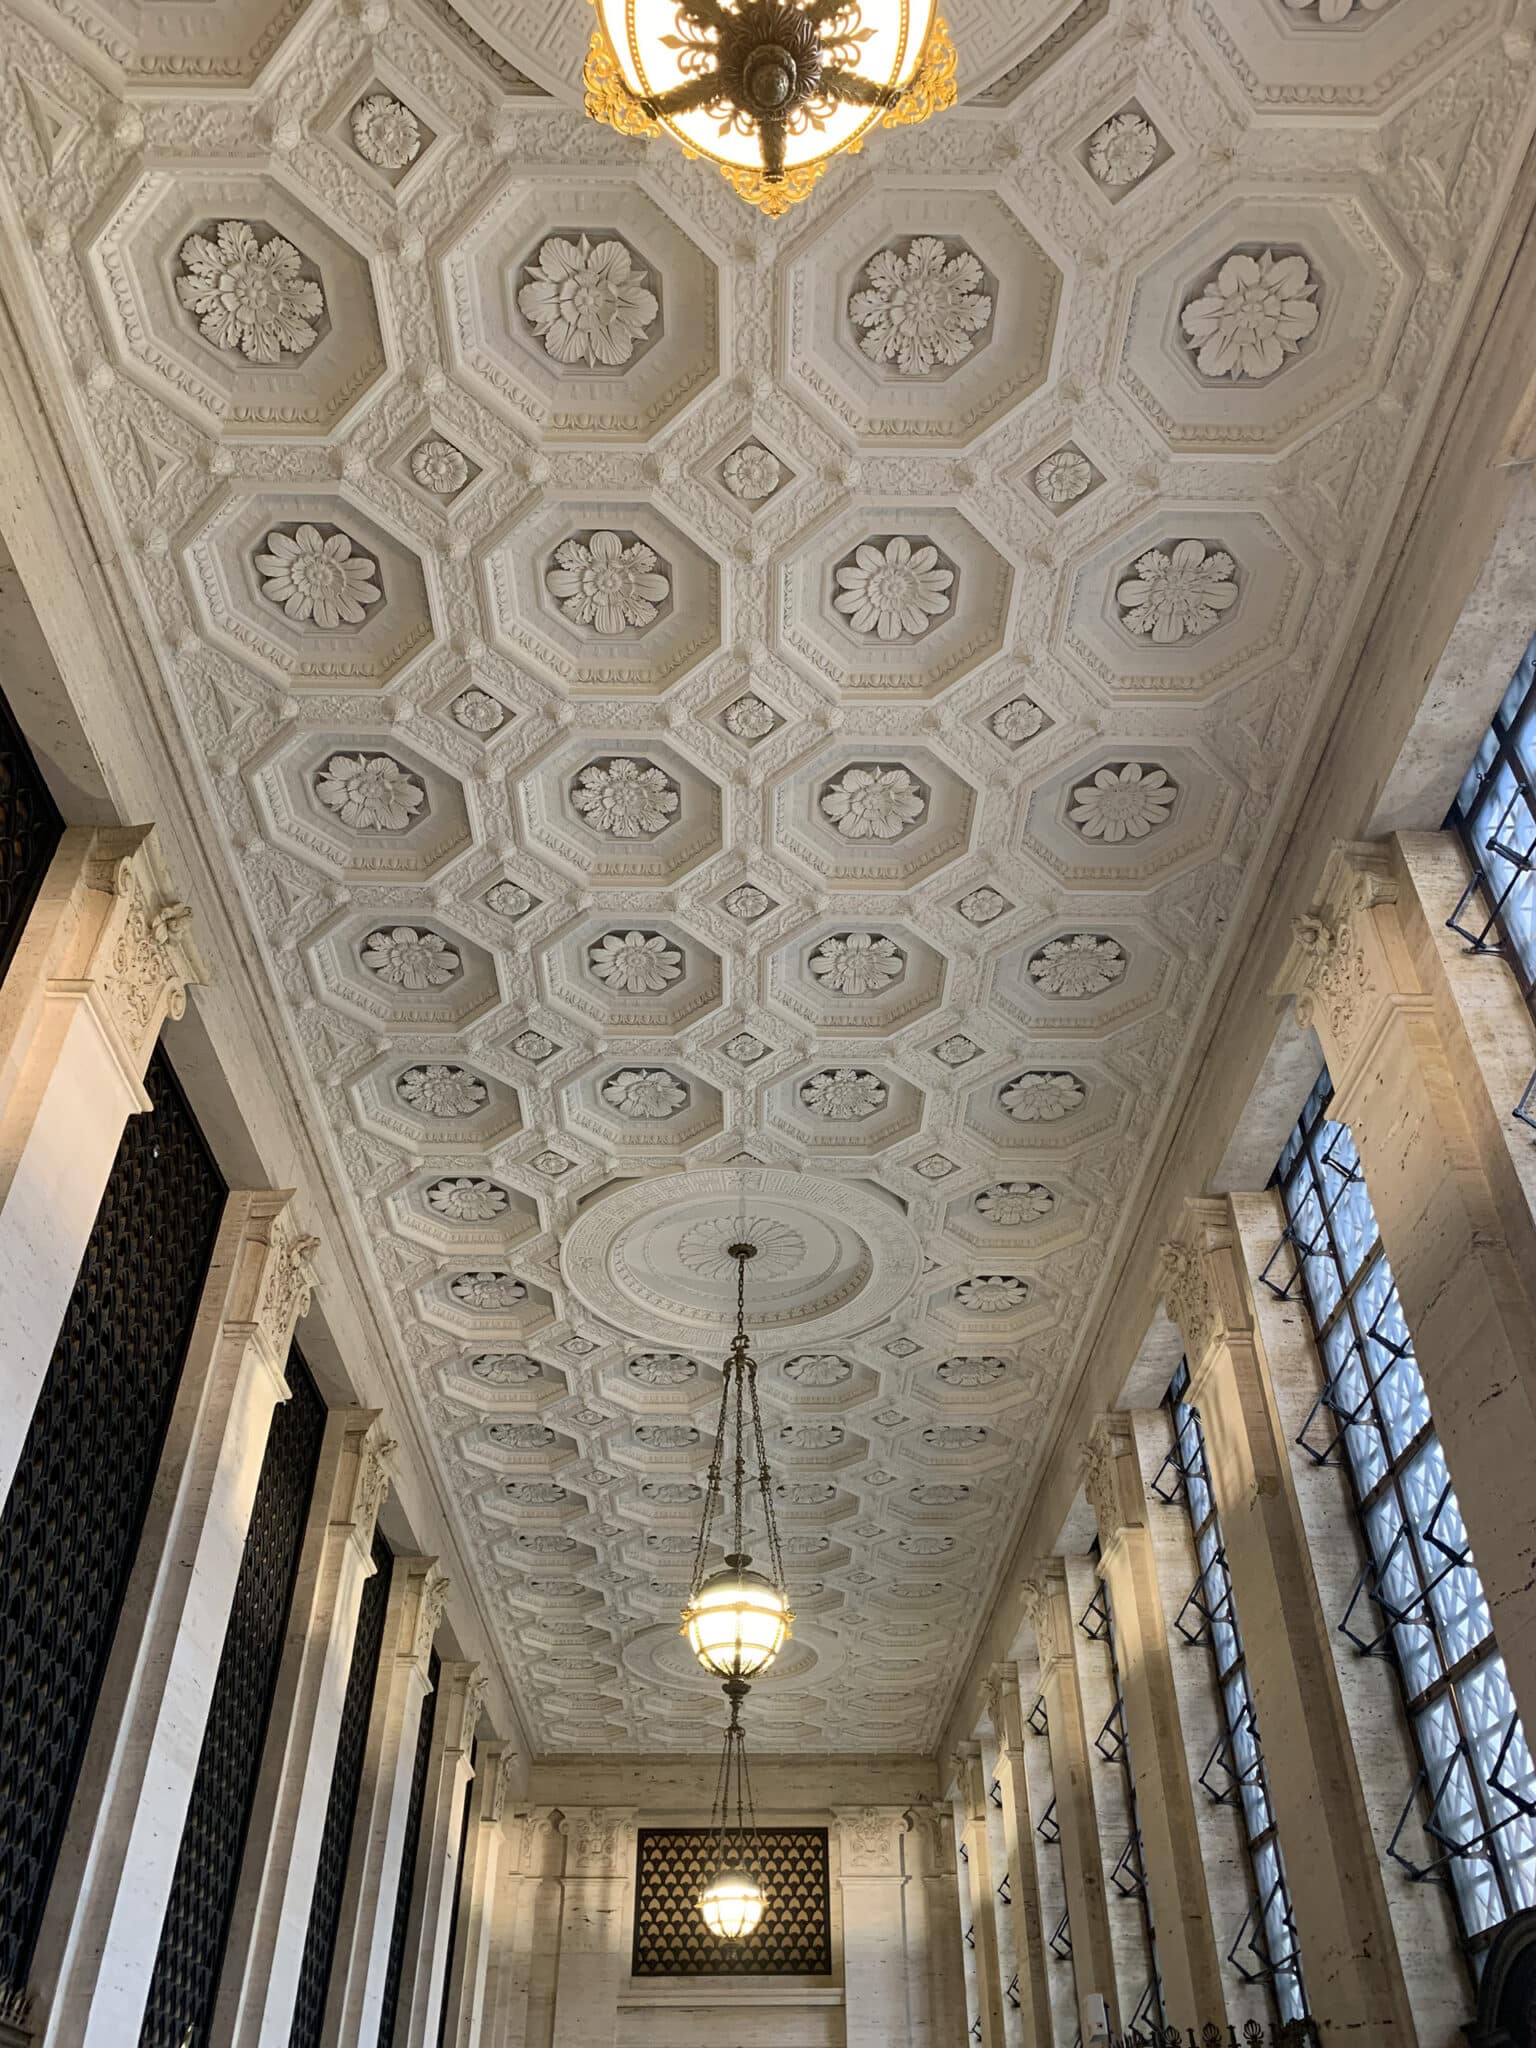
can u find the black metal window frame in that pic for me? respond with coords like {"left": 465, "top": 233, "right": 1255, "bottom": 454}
{"left": 1162, "top": 1364, "right": 1307, "bottom": 2021}
{"left": 0, "top": 677, "right": 63, "bottom": 985}
{"left": 1082, "top": 1556, "right": 1162, "bottom": 2025}
{"left": 1271, "top": 1071, "right": 1536, "bottom": 1955}
{"left": 1447, "top": 631, "right": 1536, "bottom": 1123}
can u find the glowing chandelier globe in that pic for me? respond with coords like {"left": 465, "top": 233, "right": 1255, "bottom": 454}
{"left": 698, "top": 1865, "right": 766, "bottom": 1940}
{"left": 583, "top": 0, "right": 958, "bottom": 217}
{"left": 683, "top": 1556, "right": 790, "bottom": 1681}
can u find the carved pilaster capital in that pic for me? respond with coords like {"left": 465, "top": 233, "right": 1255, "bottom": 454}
{"left": 459, "top": 1666, "right": 490, "bottom": 1751}
{"left": 562, "top": 1806, "right": 634, "bottom": 1876}
{"left": 255, "top": 1211, "right": 318, "bottom": 1360}
{"left": 79, "top": 827, "right": 209, "bottom": 1070}
{"left": 834, "top": 1806, "right": 907, "bottom": 1877}
{"left": 481, "top": 1745, "right": 518, "bottom": 1824}
{"left": 903, "top": 1797, "right": 956, "bottom": 1878}
{"left": 352, "top": 1422, "right": 398, "bottom": 1544}
{"left": 414, "top": 1563, "right": 451, "bottom": 1663}
{"left": 1083, "top": 1413, "right": 1141, "bottom": 1543}
{"left": 1019, "top": 1559, "right": 1070, "bottom": 1675}
{"left": 1276, "top": 840, "right": 1406, "bottom": 1067}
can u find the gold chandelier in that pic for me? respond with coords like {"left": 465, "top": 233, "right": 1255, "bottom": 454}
{"left": 584, "top": 0, "right": 958, "bottom": 217}
{"left": 679, "top": 1242, "right": 793, "bottom": 1682}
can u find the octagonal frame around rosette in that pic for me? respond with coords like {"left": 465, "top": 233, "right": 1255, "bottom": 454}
{"left": 985, "top": 917, "right": 1175, "bottom": 1039}
{"left": 480, "top": 494, "right": 722, "bottom": 696}
{"left": 514, "top": 733, "right": 723, "bottom": 888}
{"left": 459, "top": 1415, "right": 579, "bottom": 1482}
{"left": 180, "top": 485, "right": 436, "bottom": 691}
{"left": 540, "top": 912, "right": 725, "bottom": 1037}
{"left": 924, "top": 1270, "right": 1056, "bottom": 1342}
{"left": 1188, "top": 0, "right": 1497, "bottom": 119}
{"left": 83, "top": 167, "right": 386, "bottom": 436}
{"left": 760, "top": 1058, "right": 926, "bottom": 1159}
{"left": 1116, "top": 187, "right": 1413, "bottom": 455}
{"left": 438, "top": 1349, "right": 569, "bottom": 1414}
{"left": 557, "top": 1055, "right": 724, "bottom": 1155}
{"left": 1015, "top": 739, "right": 1237, "bottom": 891}
{"left": 385, "top": 1166, "right": 541, "bottom": 1257}
{"left": 942, "top": 1165, "right": 1095, "bottom": 1259}
{"left": 763, "top": 915, "right": 949, "bottom": 1037}
{"left": 440, "top": 172, "right": 721, "bottom": 441}
{"left": 781, "top": 176, "right": 1065, "bottom": 449}
{"left": 245, "top": 723, "right": 473, "bottom": 884}
{"left": 770, "top": 741, "right": 979, "bottom": 892}
{"left": 963, "top": 1051, "right": 1129, "bottom": 1158}
{"left": 413, "top": 1267, "right": 554, "bottom": 1341}
{"left": 349, "top": 1052, "right": 523, "bottom": 1156}
{"left": 304, "top": 906, "right": 501, "bottom": 1034}
{"left": 1058, "top": 501, "right": 1311, "bottom": 705}
{"left": 774, "top": 501, "right": 1015, "bottom": 701}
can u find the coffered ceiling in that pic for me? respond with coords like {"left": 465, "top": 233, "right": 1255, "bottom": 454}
{"left": 0, "top": 0, "right": 1527, "bottom": 1754}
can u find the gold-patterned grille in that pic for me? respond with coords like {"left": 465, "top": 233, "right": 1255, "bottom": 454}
{"left": 631, "top": 1827, "right": 831, "bottom": 1976}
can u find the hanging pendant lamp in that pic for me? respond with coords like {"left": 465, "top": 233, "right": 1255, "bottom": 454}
{"left": 698, "top": 1683, "right": 766, "bottom": 1939}
{"left": 680, "top": 1242, "right": 793, "bottom": 1684}
{"left": 582, "top": 0, "right": 958, "bottom": 218}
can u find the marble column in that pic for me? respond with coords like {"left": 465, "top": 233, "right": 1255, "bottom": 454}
{"left": 549, "top": 1808, "right": 636, "bottom": 2048}
{"left": 835, "top": 1808, "right": 911, "bottom": 2048}
{"left": 1161, "top": 1198, "right": 1417, "bottom": 2045}
{"left": 1280, "top": 836, "right": 1536, "bottom": 1720}
{"left": 900, "top": 1800, "right": 967, "bottom": 2048}
{"left": 502, "top": 1811, "right": 564, "bottom": 2048}
{"left": 34, "top": 1193, "right": 315, "bottom": 2048}
{"left": 0, "top": 825, "right": 204, "bottom": 1507}
{"left": 958, "top": 1744, "right": 1008, "bottom": 2048}
{"left": 322, "top": 1557, "right": 448, "bottom": 2048}
{"left": 1021, "top": 1564, "right": 1118, "bottom": 2042}
{"left": 440, "top": 1746, "right": 516, "bottom": 2048}
{"left": 986, "top": 1666, "right": 1054, "bottom": 2048}
{"left": 212, "top": 1413, "right": 396, "bottom": 2048}
{"left": 397, "top": 1662, "right": 486, "bottom": 2048}
{"left": 1083, "top": 1415, "right": 1227, "bottom": 2025}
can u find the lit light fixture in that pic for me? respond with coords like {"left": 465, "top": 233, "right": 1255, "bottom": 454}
{"left": 698, "top": 1685, "right": 766, "bottom": 1939}
{"left": 680, "top": 1242, "right": 793, "bottom": 1682}
{"left": 583, "top": 0, "right": 958, "bottom": 217}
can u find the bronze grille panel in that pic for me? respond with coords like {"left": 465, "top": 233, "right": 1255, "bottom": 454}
{"left": 631, "top": 1828, "right": 831, "bottom": 1977}
{"left": 0, "top": 1046, "right": 225, "bottom": 2001}
{"left": 138, "top": 1349, "right": 327, "bottom": 2046}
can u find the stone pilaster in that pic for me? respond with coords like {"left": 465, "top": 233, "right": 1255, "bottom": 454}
{"left": 835, "top": 1808, "right": 911, "bottom": 2048}
{"left": 1083, "top": 1415, "right": 1227, "bottom": 2025}
{"left": 549, "top": 1808, "right": 636, "bottom": 2048}
{"left": 1280, "top": 836, "right": 1536, "bottom": 1722}
{"left": 33, "top": 1192, "right": 314, "bottom": 2048}
{"left": 1161, "top": 1198, "right": 1416, "bottom": 2045}
{"left": 396, "top": 1661, "right": 486, "bottom": 2048}
{"left": 974, "top": 1729, "right": 1023, "bottom": 2048}
{"left": 322, "top": 1556, "right": 447, "bottom": 2048}
{"left": 500, "top": 1810, "right": 564, "bottom": 2048}
{"left": 212, "top": 1413, "right": 396, "bottom": 2048}
{"left": 957, "top": 1744, "right": 1008, "bottom": 2048}
{"left": 900, "top": 1800, "right": 967, "bottom": 2048}
{"left": 440, "top": 1746, "right": 517, "bottom": 2048}
{"left": 985, "top": 1666, "right": 1054, "bottom": 2048}
{"left": 0, "top": 826, "right": 206, "bottom": 1507}
{"left": 1021, "top": 1562, "right": 1117, "bottom": 2041}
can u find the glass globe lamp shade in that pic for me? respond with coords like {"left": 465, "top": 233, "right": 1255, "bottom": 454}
{"left": 681, "top": 1560, "right": 791, "bottom": 1680}
{"left": 699, "top": 1866, "right": 765, "bottom": 1941}
{"left": 584, "top": 0, "right": 956, "bottom": 216}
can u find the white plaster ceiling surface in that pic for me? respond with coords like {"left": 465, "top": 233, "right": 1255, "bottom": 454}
{"left": 0, "top": 0, "right": 1527, "bottom": 1754}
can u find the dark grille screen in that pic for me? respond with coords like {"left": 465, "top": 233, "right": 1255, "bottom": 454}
{"left": 0, "top": 1045, "right": 224, "bottom": 1998}
{"left": 632, "top": 1828, "right": 832, "bottom": 1976}
{"left": 0, "top": 678, "right": 62, "bottom": 982}
{"left": 378, "top": 1647, "right": 439, "bottom": 2047}
{"left": 138, "top": 1351, "right": 327, "bottom": 2046}
{"left": 288, "top": 1526, "right": 393, "bottom": 2048}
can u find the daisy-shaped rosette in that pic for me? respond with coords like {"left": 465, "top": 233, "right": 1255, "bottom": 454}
{"left": 517, "top": 737, "right": 721, "bottom": 887}
{"left": 987, "top": 918, "right": 1173, "bottom": 1036}
{"left": 415, "top": 1266, "right": 554, "bottom": 1342}
{"left": 184, "top": 490, "right": 433, "bottom": 690}
{"left": 768, "top": 919, "right": 947, "bottom": 1036}
{"left": 388, "top": 1168, "right": 539, "bottom": 1257}
{"left": 542, "top": 917, "right": 722, "bottom": 1036}
{"left": 780, "top": 505, "right": 1011, "bottom": 700}
{"left": 944, "top": 1169, "right": 1094, "bottom": 1258}
{"left": 483, "top": 498, "right": 720, "bottom": 694}
{"left": 84, "top": 172, "right": 385, "bottom": 436}
{"left": 926, "top": 1268, "right": 1052, "bottom": 1341}
{"left": 1117, "top": 194, "right": 1409, "bottom": 454}
{"left": 962, "top": 1057, "right": 1129, "bottom": 1160}
{"left": 764, "top": 1061, "right": 924, "bottom": 1157}
{"left": 442, "top": 182, "right": 717, "bottom": 439}
{"left": 303, "top": 909, "right": 500, "bottom": 1033}
{"left": 349, "top": 1053, "right": 522, "bottom": 1156}
{"left": 784, "top": 182, "right": 1062, "bottom": 447}
{"left": 1020, "top": 744, "right": 1232, "bottom": 891}
{"left": 559, "top": 1058, "right": 723, "bottom": 1159}
{"left": 1063, "top": 507, "right": 1310, "bottom": 703}
{"left": 773, "top": 744, "right": 978, "bottom": 891}
{"left": 245, "top": 727, "right": 471, "bottom": 884}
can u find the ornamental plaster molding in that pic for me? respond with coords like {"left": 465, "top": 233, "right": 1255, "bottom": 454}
{"left": 1276, "top": 840, "right": 1404, "bottom": 1065}
{"left": 1082, "top": 1412, "right": 1139, "bottom": 1543}
{"left": 834, "top": 1805, "right": 908, "bottom": 1876}
{"left": 1018, "top": 1559, "right": 1071, "bottom": 1672}
{"left": 415, "top": 1565, "right": 452, "bottom": 1662}
{"left": 77, "top": 830, "right": 207, "bottom": 1071}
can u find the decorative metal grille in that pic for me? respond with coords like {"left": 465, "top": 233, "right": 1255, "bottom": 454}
{"left": 377, "top": 1647, "right": 439, "bottom": 2048}
{"left": 138, "top": 1350, "right": 327, "bottom": 2047}
{"left": 287, "top": 1526, "right": 393, "bottom": 2048}
{"left": 434, "top": 1737, "right": 477, "bottom": 2048}
{"left": 631, "top": 1828, "right": 831, "bottom": 1976}
{"left": 0, "top": 678, "right": 62, "bottom": 984}
{"left": 0, "top": 1046, "right": 225, "bottom": 2002}
{"left": 1447, "top": 632, "right": 1536, "bottom": 1122}
{"left": 1164, "top": 1365, "right": 1307, "bottom": 2021}
{"left": 1272, "top": 1071, "right": 1536, "bottom": 1954}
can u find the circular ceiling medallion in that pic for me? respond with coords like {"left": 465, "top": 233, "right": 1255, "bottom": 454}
{"left": 622, "top": 1616, "right": 840, "bottom": 1699}
{"left": 559, "top": 1167, "right": 921, "bottom": 1347}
